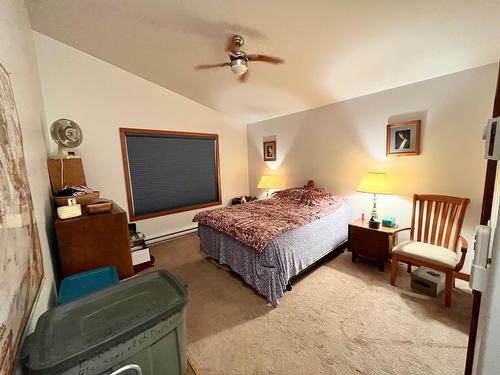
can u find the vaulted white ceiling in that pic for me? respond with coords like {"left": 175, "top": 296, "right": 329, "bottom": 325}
{"left": 26, "top": 0, "right": 500, "bottom": 124}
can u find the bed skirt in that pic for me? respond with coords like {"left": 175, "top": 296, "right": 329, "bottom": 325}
{"left": 197, "top": 203, "right": 349, "bottom": 305}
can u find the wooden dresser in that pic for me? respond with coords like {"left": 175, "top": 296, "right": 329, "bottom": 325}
{"left": 55, "top": 202, "right": 134, "bottom": 279}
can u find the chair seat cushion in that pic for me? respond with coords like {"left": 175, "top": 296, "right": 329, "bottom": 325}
{"left": 392, "top": 240, "right": 458, "bottom": 269}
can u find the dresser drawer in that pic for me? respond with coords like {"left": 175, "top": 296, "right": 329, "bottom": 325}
{"left": 349, "top": 224, "right": 387, "bottom": 242}
{"left": 348, "top": 225, "right": 394, "bottom": 260}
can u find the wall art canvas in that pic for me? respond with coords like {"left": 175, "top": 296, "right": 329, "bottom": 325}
{"left": 0, "top": 63, "right": 43, "bottom": 374}
{"left": 386, "top": 120, "right": 421, "bottom": 156}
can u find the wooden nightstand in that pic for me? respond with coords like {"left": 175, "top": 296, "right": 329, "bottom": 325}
{"left": 348, "top": 218, "right": 400, "bottom": 271}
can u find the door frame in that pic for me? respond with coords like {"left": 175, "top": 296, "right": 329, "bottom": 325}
{"left": 465, "top": 62, "right": 500, "bottom": 375}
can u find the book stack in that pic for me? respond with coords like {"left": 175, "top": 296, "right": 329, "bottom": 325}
{"left": 128, "top": 224, "right": 154, "bottom": 272}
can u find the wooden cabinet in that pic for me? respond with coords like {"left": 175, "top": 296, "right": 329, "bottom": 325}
{"left": 348, "top": 218, "right": 399, "bottom": 271}
{"left": 55, "top": 202, "right": 133, "bottom": 279}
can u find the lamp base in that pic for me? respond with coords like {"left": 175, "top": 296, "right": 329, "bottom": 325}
{"left": 371, "top": 193, "right": 378, "bottom": 220}
{"left": 368, "top": 217, "right": 380, "bottom": 229}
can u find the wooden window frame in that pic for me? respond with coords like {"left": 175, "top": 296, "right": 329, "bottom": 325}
{"left": 119, "top": 127, "right": 222, "bottom": 221}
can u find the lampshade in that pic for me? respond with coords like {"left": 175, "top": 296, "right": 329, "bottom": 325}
{"left": 356, "top": 172, "right": 393, "bottom": 195}
{"left": 257, "top": 175, "right": 279, "bottom": 189}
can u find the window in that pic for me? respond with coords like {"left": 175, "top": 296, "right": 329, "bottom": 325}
{"left": 120, "top": 128, "right": 221, "bottom": 221}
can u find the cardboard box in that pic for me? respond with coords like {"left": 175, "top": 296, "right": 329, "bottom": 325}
{"left": 411, "top": 266, "right": 445, "bottom": 297}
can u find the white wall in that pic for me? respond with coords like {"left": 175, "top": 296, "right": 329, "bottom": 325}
{"left": 33, "top": 32, "right": 249, "bottom": 239}
{"left": 0, "top": 0, "right": 57, "bottom": 366}
{"left": 248, "top": 63, "right": 499, "bottom": 273}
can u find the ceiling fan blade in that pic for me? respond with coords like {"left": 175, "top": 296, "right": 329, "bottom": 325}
{"left": 238, "top": 70, "right": 249, "bottom": 83}
{"left": 195, "top": 62, "right": 230, "bottom": 69}
{"left": 247, "top": 54, "right": 284, "bottom": 64}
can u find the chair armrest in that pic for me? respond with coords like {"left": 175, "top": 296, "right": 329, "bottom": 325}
{"left": 458, "top": 235, "right": 468, "bottom": 251}
{"left": 392, "top": 227, "right": 411, "bottom": 245}
{"left": 393, "top": 227, "right": 411, "bottom": 235}
{"left": 455, "top": 235, "right": 468, "bottom": 271}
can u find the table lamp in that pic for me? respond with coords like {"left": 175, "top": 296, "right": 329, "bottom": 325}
{"left": 356, "top": 172, "right": 393, "bottom": 220}
{"left": 257, "top": 175, "right": 279, "bottom": 198}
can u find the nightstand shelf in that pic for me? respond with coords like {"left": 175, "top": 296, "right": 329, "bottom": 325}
{"left": 348, "top": 218, "right": 400, "bottom": 271}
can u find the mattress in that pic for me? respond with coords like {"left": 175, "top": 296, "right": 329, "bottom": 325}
{"left": 197, "top": 202, "right": 349, "bottom": 305}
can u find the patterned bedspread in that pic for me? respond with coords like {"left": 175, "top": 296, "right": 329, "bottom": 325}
{"left": 193, "top": 188, "right": 346, "bottom": 252}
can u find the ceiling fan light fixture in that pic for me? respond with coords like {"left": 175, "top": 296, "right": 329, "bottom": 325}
{"left": 195, "top": 35, "right": 284, "bottom": 82}
{"left": 230, "top": 58, "right": 248, "bottom": 75}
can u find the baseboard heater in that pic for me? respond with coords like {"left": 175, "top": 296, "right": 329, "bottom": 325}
{"left": 146, "top": 226, "right": 198, "bottom": 246}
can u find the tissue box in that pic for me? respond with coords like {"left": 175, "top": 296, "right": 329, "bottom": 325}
{"left": 382, "top": 216, "right": 396, "bottom": 228}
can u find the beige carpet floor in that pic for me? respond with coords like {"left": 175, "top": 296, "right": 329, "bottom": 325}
{"left": 145, "top": 234, "right": 472, "bottom": 375}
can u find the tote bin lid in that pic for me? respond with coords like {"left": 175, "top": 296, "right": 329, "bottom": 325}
{"left": 23, "top": 270, "right": 188, "bottom": 374}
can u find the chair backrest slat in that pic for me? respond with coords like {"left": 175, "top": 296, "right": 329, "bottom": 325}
{"left": 444, "top": 203, "right": 459, "bottom": 248}
{"left": 424, "top": 200, "right": 432, "bottom": 243}
{"left": 410, "top": 195, "right": 416, "bottom": 241}
{"left": 437, "top": 202, "right": 450, "bottom": 246}
{"left": 430, "top": 201, "right": 441, "bottom": 245}
{"left": 410, "top": 194, "right": 469, "bottom": 252}
{"left": 417, "top": 199, "right": 424, "bottom": 242}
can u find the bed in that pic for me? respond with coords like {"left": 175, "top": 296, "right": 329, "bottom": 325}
{"left": 193, "top": 184, "right": 349, "bottom": 305}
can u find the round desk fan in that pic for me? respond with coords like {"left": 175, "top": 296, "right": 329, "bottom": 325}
{"left": 50, "top": 119, "right": 83, "bottom": 158}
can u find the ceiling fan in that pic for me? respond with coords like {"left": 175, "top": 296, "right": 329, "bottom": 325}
{"left": 195, "top": 35, "right": 284, "bottom": 82}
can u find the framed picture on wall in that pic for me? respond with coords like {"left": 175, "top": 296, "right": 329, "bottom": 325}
{"left": 386, "top": 120, "right": 421, "bottom": 156}
{"left": 263, "top": 140, "right": 277, "bottom": 161}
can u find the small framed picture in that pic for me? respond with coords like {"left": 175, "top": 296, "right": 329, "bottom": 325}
{"left": 263, "top": 140, "right": 277, "bottom": 161}
{"left": 386, "top": 120, "right": 421, "bottom": 156}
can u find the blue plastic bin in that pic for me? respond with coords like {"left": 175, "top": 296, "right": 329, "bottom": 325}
{"left": 57, "top": 266, "right": 119, "bottom": 304}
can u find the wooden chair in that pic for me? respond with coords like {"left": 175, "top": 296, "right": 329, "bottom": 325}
{"left": 390, "top": 194, "right": 470, "bottom": 307}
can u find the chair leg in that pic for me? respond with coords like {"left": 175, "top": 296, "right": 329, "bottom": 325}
{"left": 445, "top": 270, "right": 453, "bottom": 307}
{"left": 407, "top": 264, "right": 412, "bottom": 273}
{"left": 391, "top": 255, "right": 399, "bottom": 286}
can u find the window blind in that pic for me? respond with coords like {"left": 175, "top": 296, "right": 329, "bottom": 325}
{"left": 120, "top": 129, "right": 221, "bottom": 220}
